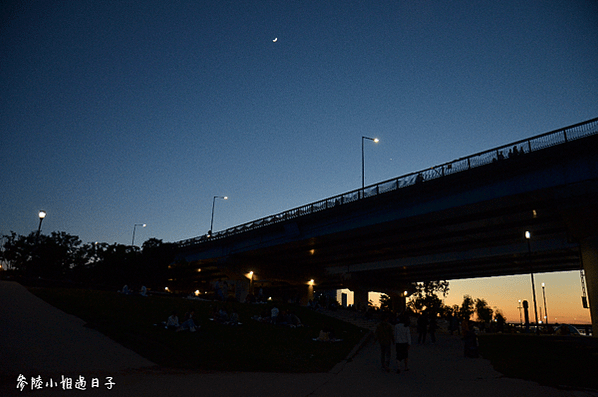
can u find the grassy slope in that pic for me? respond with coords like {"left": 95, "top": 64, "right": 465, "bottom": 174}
{"left": 30, "top": 288, "right": 367, "bottom": 373}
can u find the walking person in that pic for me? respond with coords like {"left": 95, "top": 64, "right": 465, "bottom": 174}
{"left": 417, "top": 312, "right": 428, "bottom": 344}
{"left": 394, "top": 313, "right": 411, "bottom": 373}
{"left": 374, "top": 314, "right": 395, "bottom": 372}
{"left": 428, "top": 312, "right": 437, "bottom": 343}
{"left": 449, "top": 313, "right": 459, "bottom": 335}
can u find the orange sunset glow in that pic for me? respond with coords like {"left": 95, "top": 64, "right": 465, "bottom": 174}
{"left": 443, "top": 271, "right": 591, "bottom": 325}
{"left": 339, "top": 270, "right": 591, "bottom": 325}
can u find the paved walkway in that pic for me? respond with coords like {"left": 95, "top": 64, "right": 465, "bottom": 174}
{"left": 1, "top": 281, "right": 596, "bottom": 397}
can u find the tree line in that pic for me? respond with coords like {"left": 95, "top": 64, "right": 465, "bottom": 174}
{"left": 380, "top": 280, "right": 507, "bottom": 324}
{"left": 0, "top": 231, "right": 178, "bottom": 290}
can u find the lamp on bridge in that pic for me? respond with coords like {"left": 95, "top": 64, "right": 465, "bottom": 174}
{"left": 209, "top": 196, "right": 228, "bottom": 237}
{"left": 132, "top": 223, "right": 146, "bottom": 246}
{"left": 361, "top": 136, "right": 379, "bottom": 190}
{"left": 525, "top": 230, "right": 540, "bottom": 329}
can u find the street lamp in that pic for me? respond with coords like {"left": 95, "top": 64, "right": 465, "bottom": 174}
{"left": 542, "top": 282, "right": 548, "bottom": 324}
{"left": 518, "top": 300, "right": 523, "bottom": 325}
{"left": 209, "top": 196, "right": 228, "bottom": 237}
{"left": 131, "top": 223, "right": 146, "bottom": 246}
{"left": 361, "top": 136, "right": 379, "bottom": 190}
{"left": 525, "top": 230, "right": 539, "bottom": 328}
{"left": 37, "top": 210, "right": 47, "bottom": 235}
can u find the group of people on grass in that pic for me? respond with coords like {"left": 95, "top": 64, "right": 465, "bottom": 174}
{"left": 163, "top": 305, "right": 246, "bottom": 332}
{"left": 251, "top": 306, "right": 303, "bottom": 327}
{"left": 163, "top": 303, "right": 308, "bottom": 334}
{"left": 211, "top": 306, "right": 240, "bottom": 325}
{"left": 119, "top": 284, "right": 148, "bottom": 296}
{"left": 165, "top": 310, "right": 199, "bottom": 332}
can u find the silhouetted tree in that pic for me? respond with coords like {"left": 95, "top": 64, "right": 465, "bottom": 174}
{"left": 407, "top": 280, "right": 449, "bottom": 314}
{"left": 2, "top": 232, "right": 38, "bottom": 276}
{"left": 459, "top": 295, "right": 475, "bottom": 320}
{"left": 1, "top": 231, "right": 86, "bottom": 280}
{"left": 94, "top": 243, "right": 140, "bottom": 287}
{"left": 494, "top": 310, "right": 506, "bottom": 331}
{"left": 475, "top": 298, "right": 493, "bottom": 323}
{"left": 1, "top": 232, "right": 178, "bottom": 289}
{"left": 139, "top": 238, "right": 178, "bottom": 289}
{"left": 379, "top": 293, "right": 392, "bottom": 312}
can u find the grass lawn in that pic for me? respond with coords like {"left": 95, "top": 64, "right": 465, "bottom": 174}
{"left": 29, "top": 287, "right": 367, "bottom": 373}
{"left": 478, "top": 333, "right": 598, "bottom": 391}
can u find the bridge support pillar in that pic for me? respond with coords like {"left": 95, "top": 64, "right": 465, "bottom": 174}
{"left": 393, "top": 294, "right": 407, "bottom": 313}
{"left": 580, "top": 236, "right": 598, "bottom": 337}
{"left": 354, "top": 288, "right": 369, "bottom": 311}
{"left": 299, "top": 282, "right": 315, "bottom": 306}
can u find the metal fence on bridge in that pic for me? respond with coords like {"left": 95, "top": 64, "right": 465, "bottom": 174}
{"left": 178, "top": 117, "right": 598, "bottom": 248}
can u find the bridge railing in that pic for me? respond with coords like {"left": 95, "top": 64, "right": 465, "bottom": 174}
{"left": 178, "top": 117, "right": 598, "bottom": 248}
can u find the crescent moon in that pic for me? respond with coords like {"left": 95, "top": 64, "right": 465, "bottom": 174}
{"left": 273, "top": 38, "right": 277, "bottom": 42}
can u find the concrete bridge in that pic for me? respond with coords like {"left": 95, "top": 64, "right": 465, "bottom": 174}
{"left": 174, "top": 118, "right": 598, "bottom": 334}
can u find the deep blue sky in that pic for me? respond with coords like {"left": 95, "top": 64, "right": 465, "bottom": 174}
{"left": 2, "top": 0, "right": 597, "bottom": 246}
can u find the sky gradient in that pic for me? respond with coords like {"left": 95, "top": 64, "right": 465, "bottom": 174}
{"left": 2, "top": 1, "right": 597, "bottom": 324}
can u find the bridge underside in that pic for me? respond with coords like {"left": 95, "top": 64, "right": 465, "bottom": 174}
{"left": 215, "top": 186, "right": 585, "bottom": 293}
{"left": 175, "top": 133, "right": 598, "bottom": 298}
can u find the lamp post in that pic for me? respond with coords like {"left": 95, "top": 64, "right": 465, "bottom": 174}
{"left": 131, "top": 223, "right": 146, "bottom": 246}
{"left": 37, "top": 210, "right": 47, "bottom": 236}
{"left": 525, "top": 230, "right": 539, "bottom": 328}
{"left": 209, "top": 196, "right": 228, "bottom": 237}
{"left": 518, "top": 300, "right": 523, "bottom": 325}
{"left": 542, "top": 282, "right": 548, "bottom": 324}
{"left": 361, "top": 136, "right": 379, "bottom": 190}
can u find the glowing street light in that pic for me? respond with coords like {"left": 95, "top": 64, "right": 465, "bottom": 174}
{"left": 37, "top": 210, "right": 47, "bottom": 235}
{"left": 361, "top": 136, "right": 379, "bottom": 190}
{"left": 209, "top": 196, "right": 228, "bottom": 237}
{"left": 131, "top": 223, "right": 146, "bottom": 246}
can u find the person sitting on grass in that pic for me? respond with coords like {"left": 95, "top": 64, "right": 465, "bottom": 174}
{"left": 285, "top": 311, "right": 303, "bottom": 328}
{"left": 271, "top": 306, "right": 279, "bottom": 324}
{"left": 217, "top": 307, "right": 229, "bottom": 323}
{"left": 229, "top": 310, "right": 239, "bottom": 325}
{"left": 178, "top": 310, "right": 198, "bottom": 332}
{"left": 316, "top": 325, "right": 336, "bottom": 341}
{"left": 166, "top": 311, "right": 179, "bottom": 330}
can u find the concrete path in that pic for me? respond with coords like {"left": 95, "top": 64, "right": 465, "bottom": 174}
{"left": 1, "top": 281, "right": 596, "bottom": 397}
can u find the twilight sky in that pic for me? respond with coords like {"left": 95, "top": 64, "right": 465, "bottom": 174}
{"left": 1, "top": 1, "right": 596, "bottom": 323}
